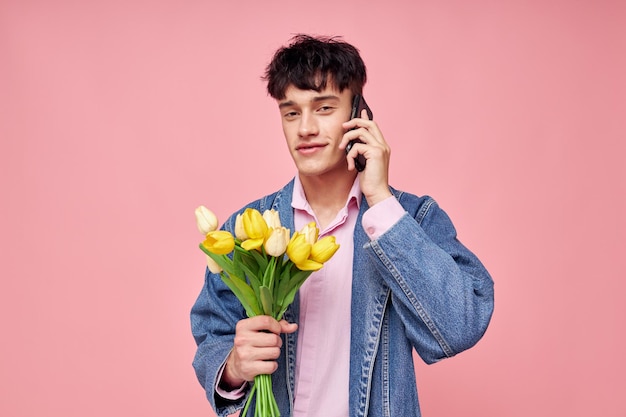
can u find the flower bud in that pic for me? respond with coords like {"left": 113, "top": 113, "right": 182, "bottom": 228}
{"left": 262, "top": 209, "right": 282, "bottom": 229}
{"left": 234, "top": 213, "right": 248, "bottom": 240}
{"left": 240, "top": 208, "right": 268, "bottom": 251}
{"left": 243, "top": 208, "right": 268, "bottom": 239}
{"left": 202, "top": 230, "right": 235, "bottom": 255}
{"left": 264, "top": 227, "right": 290, "bottom": 257}
{"left": 310, "top": 236, "right": 340, "bottom": 263}
{"left": 286, "top": 232, "right": 312, "bottom": 266}
{"left": 300, "top": 222, "right": 319, "bottom": 245}
{"left": 195, "top": 206, "right": 219, "bottom": 235}
{"left": 205, "top": 255, "right": 223, "bottom": 273}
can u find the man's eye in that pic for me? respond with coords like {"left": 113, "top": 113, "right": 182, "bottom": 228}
{"left": 283, "top": 111, "right": 298, "bottom": 119}
{"left": 317, "top": 106, "right": 334, "bottom": 113}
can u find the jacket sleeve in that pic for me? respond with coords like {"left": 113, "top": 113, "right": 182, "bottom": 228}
{"left": 190, "top": 213, "right": 250, "bottom": 416}
{"left": 363, "top": 196, "right": 494, "bottom": 364}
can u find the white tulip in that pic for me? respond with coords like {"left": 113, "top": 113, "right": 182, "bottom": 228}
{"left": 234, "top": 213, "right": 248, "bottom": 240}
{"left": 195, "top": 206, "right": 219, "bottom": 235}
{"left": 264, "top": 227, "right": 290, "bottom": 257}
{"left": 262, "top": 209, "right": 282, "bottom": 229}
{"left": 205, "top": 255, "right": 223, "bottom": 273}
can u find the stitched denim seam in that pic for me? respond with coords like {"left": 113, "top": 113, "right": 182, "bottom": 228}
{"left": 381, "top": 309, "right": 391, "bottom": 417}
{"left": 357, "top": 288, "right": 390, "bottom": 417}
{"left": 371, "top": 241, "right": 454, "bottom": 358}
{"left": 415, "top": 196, "right": 435, "bottom": 225}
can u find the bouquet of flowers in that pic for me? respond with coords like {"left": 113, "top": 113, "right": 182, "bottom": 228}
{"left": 194, "top": 205, "right": 340, "bottom": 417}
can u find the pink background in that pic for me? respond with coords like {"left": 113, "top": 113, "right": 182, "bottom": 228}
{"left": 1, "top": 0, "right": 624, "bottom": 416}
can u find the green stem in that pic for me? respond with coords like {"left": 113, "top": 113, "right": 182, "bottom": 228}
{"left": 251, "top": 374, "right": 279, "bottom": 417}
{"left": 241, "top": 382, "right": 256, "bottom": 417}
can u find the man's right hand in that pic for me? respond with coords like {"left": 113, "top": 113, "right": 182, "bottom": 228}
{"left": 221, "top": 316, "right": 298, "bottom": 388}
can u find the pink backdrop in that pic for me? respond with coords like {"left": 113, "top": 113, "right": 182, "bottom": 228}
{"left": 1, "top": 1, "right": 624, "bottom": 416}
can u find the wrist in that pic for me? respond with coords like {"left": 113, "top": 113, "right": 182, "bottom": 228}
{"left": 365, "top": 189, "right": 393, "bottom": 207}
{"left": 220, "top": 355, "right": 246, "bottom": 389}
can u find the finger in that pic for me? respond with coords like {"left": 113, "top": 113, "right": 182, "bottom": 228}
{"left": 342, "top": 117, "right": 373, "bottom": 132}
{"left": 279, "top": 320, "right": 298, "bottom": 334}
{"left": 239, "top": 315, "right": 282, "bottom": 334}
{"left": 235, "top": 329, "right": 282, "bottom": 349}
{"left": 236, "top": 345, "right": 282, "bottom": 363}
{"left": 340, "top": 127, "right": 372, "bottom": 150}
{"left": 231, "top": 348, "right": 281, "bottom": 381}
{"left": 344, "top": 143, "right": 360, "bottom": 171}
{"left": 247, "top": 353, "right": 280, "bottom": 375}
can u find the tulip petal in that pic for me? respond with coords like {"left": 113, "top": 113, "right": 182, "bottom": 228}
{"left": 241, "top": 238, "right": 264, "bottom": 251}
{"left": 295, "top": 259, "right": 323, "bottom": 271}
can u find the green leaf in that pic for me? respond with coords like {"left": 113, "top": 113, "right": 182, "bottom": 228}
{"left": 248, "top": 248, "right": 269, "bottom": 271}
{"left": 219, "top": 274, "right": 258, "bottom": 318}
{"left": 276, "top": 267, "right": 313, "bottom": 320}
{"left": 241, "top": 252, "right": 261, "bottom": 277}
{"left": 234, "top": 245, "right": 260, "bottom": 267}
{"left": 259, "top": 285, "right": 274, "bottom": 316}
{"left": 275, "top": 263, "right": 294, "bottom": 307}
{"left": 287, "top": 269, "right": 313, "bottom": 293}
{"left": 231, "top": 250, "right": 245, "bottom": 279}
{"left": 222, "top": 272, "right": 262, "bottom": 317}
{"left": 263, "top": 256, "right": 278, "bottom": 288}
{"left": 239, "top": 263, "right": 261, "bottom": 295}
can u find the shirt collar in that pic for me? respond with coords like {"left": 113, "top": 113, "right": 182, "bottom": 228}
{"left": 292, "top": 175, "right": 362, "bottom": 214}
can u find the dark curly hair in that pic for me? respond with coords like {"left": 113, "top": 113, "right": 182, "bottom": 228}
{"left": 263, "top": 34, "right": 367, "bottom": 100}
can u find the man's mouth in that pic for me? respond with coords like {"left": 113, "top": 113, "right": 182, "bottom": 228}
{"left": 297, "top": 143, "right": 327, "bottom": 154}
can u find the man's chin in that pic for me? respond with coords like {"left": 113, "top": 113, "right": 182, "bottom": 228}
{"left": 295, "top": 160, "right": 351, "bottom": 179}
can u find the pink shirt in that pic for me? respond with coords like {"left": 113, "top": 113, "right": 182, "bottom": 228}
{"left": 291, "top": 176, "right": 404, "bottom": 417}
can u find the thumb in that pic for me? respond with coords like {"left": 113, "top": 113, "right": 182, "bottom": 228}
{"left": 279, "top": 320, "right": 298, "bottom": 334}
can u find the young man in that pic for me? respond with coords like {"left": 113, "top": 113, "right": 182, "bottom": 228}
{"left": 191, "top": 35, "right": 494, "bottom": 417}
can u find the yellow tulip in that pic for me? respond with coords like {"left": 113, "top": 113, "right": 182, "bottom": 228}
{"left": 241, "top": 208, "right": 268, "bottom": 251}
{"left": 310, "top": 236, "right": 340, "bottom": 263}
{"left": 243, "top": 208, "right": 268, "bottom": 238}
{"left": 286, "top": 232, "right": 323, "bottom": 271}
{"left": 195, "top": 205, "right": 219, "bottom": 235}
{"left": 264, "top": 227, "right": 290, "bottom": 257}
{"left": 262, "top": 209, "right": 282, "bottom": 229}
{"left": 202, "top": 230, "right": 235, "bottom": 255}
{"left": 234, "top": 213, "right": 248, "bottom": 240}
{"left": 286, "top": 232, "right": 310, "bottom": 265}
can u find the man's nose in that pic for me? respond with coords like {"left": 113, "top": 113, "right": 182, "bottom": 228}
{"left": 298, "top": 112, "right": 319, "bottom": 137}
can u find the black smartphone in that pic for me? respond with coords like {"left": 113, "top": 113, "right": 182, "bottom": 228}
{"left": 346, "top": 94, "right": 373, "bottom": 172}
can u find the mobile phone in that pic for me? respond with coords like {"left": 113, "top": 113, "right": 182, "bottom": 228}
{"left": 346, "top": 94, "right": 373, "bottom": 172}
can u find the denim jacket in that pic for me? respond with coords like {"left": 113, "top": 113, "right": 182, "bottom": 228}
{"left": 191, "top": 179, "right": 494, "bottom": 417}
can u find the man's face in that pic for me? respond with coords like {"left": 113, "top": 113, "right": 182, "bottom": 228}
{"left": 278, "top": 84, "right": 353, "bottom": 179}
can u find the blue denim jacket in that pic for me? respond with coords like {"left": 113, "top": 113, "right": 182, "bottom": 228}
{"left": 191, "top": 180, "right": 494, "bottom": 417}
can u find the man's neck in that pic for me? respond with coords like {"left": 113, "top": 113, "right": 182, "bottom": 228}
{"left": 299, "top": 172, "right": 358, "bottom": 230}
